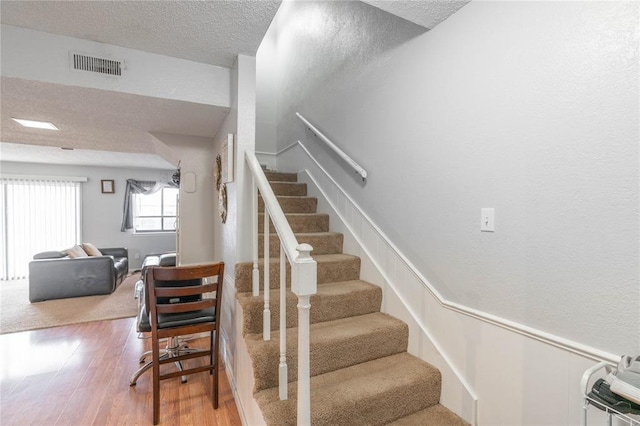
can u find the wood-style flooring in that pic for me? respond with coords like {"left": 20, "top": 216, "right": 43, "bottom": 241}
{"left": 0, "top": 317, "right": 242, "bottom": 425}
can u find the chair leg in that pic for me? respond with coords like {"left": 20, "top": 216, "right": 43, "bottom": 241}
{"left": 212, "top": 331, "right": 219, "bottom": 409}
{"left": 139, "top": 349, "right": 153, "bottom": 364}
{"left": 210, "top": 337, "right": 214, "bottom": 375}
{"left": 130, "top": 352, "right": 171, "bottom": 386}
{"left": 152, "top": 337, "right": 160, "bottom": 425}
{"left": 131, "top": 337, "right": 197, "bottom": 385}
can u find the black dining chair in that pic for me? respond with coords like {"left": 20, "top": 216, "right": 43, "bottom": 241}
{"left": 144, "top": 262, "right": 224, "bottom": 425}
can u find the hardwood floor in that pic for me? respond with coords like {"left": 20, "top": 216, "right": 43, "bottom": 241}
{"left": 0, "top": 317, "right": 242, "bottom": 425}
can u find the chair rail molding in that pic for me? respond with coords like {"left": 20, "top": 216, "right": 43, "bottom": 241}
{"left": 286, "top": 141, "right": 619, "bottom": 365}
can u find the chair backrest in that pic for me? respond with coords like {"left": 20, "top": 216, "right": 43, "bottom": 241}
{"left": 141, "top": 253, "right": 183, "bottom": 308}
{"left": 146, "top": 263, "right": 224, "bottom": 329}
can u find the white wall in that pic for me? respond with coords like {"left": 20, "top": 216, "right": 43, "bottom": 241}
{"left": 212, "top": 54, "right": 258, "bottom": 425}
{"left": 284, "top": 142, "right": 625, "bottom": 425}
{"left": 255, "top": 28, "right": 278, "bottom": 170}
{"left": 215, "top": 58, "right": 240, "bottom": 399}
{"left": 257, "top": 1, "right": 639, "bottom": 424}
{"left": 0, "top": 161, "right": 176, "bottom": 269}
{"left": 264, "top": 0, "right": 639, "bottom": 357}
{"left": 151, "top": 133, "right": 218, "bottom": 266}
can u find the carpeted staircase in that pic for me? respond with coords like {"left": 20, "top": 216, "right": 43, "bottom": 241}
{"left": 235, "top": 171, "right": 468, "bottom": 425}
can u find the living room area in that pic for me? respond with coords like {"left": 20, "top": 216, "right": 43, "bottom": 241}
{"left": 0, "top": 161, "right": 178, "bottom": 331}
{"left": 0, "top": 1, "right": 282, "bottom": 424}
{"left": 0, "top": 159, "right": 241, "bottom": 424}
{"left": 5, "top": 1, "right": 638, "bottom": 425}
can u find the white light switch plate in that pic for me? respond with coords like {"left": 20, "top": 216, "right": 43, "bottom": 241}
{"left": 481, "top": 208, "right": 495, "bottom": 232}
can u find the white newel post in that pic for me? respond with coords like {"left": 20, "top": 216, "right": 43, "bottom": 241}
{"left": 292, "top": 244, "right": 317, "bottom": 426}
{"left": 263, "top": 211, "right": 271, "bottom": 340}
{"left": 252, "top": 181, "right": 259, "bottom": 296}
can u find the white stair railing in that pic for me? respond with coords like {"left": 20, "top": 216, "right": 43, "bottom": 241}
{"left": 246, "top": 151, "right": 317, "bottom": 424}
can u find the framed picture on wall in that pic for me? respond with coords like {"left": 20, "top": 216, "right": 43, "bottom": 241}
{"left": 221, "top": 133, "right": 234, "bottom": 183}
{"left": 101, "top": 179, "right": 115, "bottom": 194}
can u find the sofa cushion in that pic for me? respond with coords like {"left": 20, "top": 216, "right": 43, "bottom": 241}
{"left": 33, "top": 251, "right": 67, "bottom": 260}
{"left": 82, "top": 242, "right": 102, "bottom": 257}
{"left": 65, "top": 245, "right": 88, "bottom": 258}
{"left": 158, "top": 252, "right": 177, "bottom": 266}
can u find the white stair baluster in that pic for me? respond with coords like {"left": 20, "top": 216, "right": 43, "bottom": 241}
{"left": 263, "top": 210, "right": 271, "bottom": 340}
{"left": 252, "top": 181, "right": 259, "bottom": 296}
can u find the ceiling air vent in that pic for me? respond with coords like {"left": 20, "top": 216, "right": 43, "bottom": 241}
{"left": 71, "top": 52, "right": 122, "bottom": 76}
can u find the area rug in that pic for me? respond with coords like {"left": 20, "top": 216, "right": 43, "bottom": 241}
{"left": 0, "top": 273, "right": 140, "bottom": 334}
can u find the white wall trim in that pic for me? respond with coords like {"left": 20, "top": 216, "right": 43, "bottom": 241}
{"left": 292, "top": 140, "right": 619, "bottom": 366}
{"left": 256, "top": 143, "right": 304, "bottom": 171}
{"left": 285, "top": 139, "right": 621, "bottom": 423}
{"left": 221, "top": 327, "right": 249, "bottom": 426}
{"left": 220, "top": 270, "right": 251, "bottom": 426}
{"left": 287, "top": 142, "right": 475, "bottom": 423}
{"left": 300, "top": 166, "right": 479, "bottom": 423}
{"left": 254, "top": 151, "right": 276, "bottom": 158}
{"left": 275, "top": 142, "right": 299, "bottom": 156}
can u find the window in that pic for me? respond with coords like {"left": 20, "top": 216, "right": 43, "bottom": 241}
{"left": 132, "top": 187, "right": 178, "bottom": 233}
{"left": 1, "top": 178, "right": 82, "bottom": 280}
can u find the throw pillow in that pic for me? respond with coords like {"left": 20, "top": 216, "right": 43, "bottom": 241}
{"left": 65, "top": 245, "right": 88, "bottom": 258}
{"left": 82, "top": 243, "right": 102, "bottom": 257}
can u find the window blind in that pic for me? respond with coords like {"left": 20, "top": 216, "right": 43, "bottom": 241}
{"left": 1, "top": 178, "right": 82, "bottom": 280}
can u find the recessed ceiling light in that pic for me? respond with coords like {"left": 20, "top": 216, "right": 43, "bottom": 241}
{"left": 11, "top": 118, "right": 59, "bottom": 130}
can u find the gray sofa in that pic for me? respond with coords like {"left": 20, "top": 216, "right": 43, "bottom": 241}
{"left": 29, "top": 247, "right": 129, "bottom": 302}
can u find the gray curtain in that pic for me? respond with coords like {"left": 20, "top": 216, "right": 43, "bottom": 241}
{"left": 120, "top": 179, "right": 178, "bottom": 232}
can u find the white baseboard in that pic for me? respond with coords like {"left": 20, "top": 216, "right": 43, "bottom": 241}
{"left": 221, "top": 327, "right": 250, "bottom": 426}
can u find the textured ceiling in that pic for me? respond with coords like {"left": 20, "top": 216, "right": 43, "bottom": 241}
{"left": 0, "top": 0, "right": 281, "bottom": 168}
{"left": 0, "top": 0, "right": 468, "bottom": 169}
{"left": 0, "top": 0, "right": 282, "bottom": 68}
{"left": 0, "top": 142, "right": 176, "bottom": 170}
{"left": 1, "top": 77, "right": 228, "bottom": 153}
{"left": 362, "top": 0, "right": 470, "bottom": 30}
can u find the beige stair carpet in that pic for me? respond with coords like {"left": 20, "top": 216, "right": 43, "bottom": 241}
{"left": 235, "top": 171, "right": 468, "bottom": 425}
{"left": 237, "top": 280, "right": 382, "bottom": 335}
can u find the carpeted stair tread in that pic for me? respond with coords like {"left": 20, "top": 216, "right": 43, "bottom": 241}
{"left": 258, "top": 232, "right": 343, "bottom": 257}
{"left": 259, "top": 213, "right": 330, "bottom": 233}
{"left": 387, "top": 404, "right": 469, "bottom": 425}
{"left": 246, "top": 313, "right": 408, "bottom": 392}
{"left": 264, "top": 171, "right": 298, "bottom": 182}
{"left": 258, "top": 196, "right": 317, "bottom": 213}
{"left": 237, "top": 280, "right": 382, "bottom": 335}
{"left": 269, "top": 181, "right": 307, "bottom": 196}
{"left": 234, "top": 254, "right": 361, "bottom": 293}
{"left": 255, "top": 352, "right": 442, "bottom": 426}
